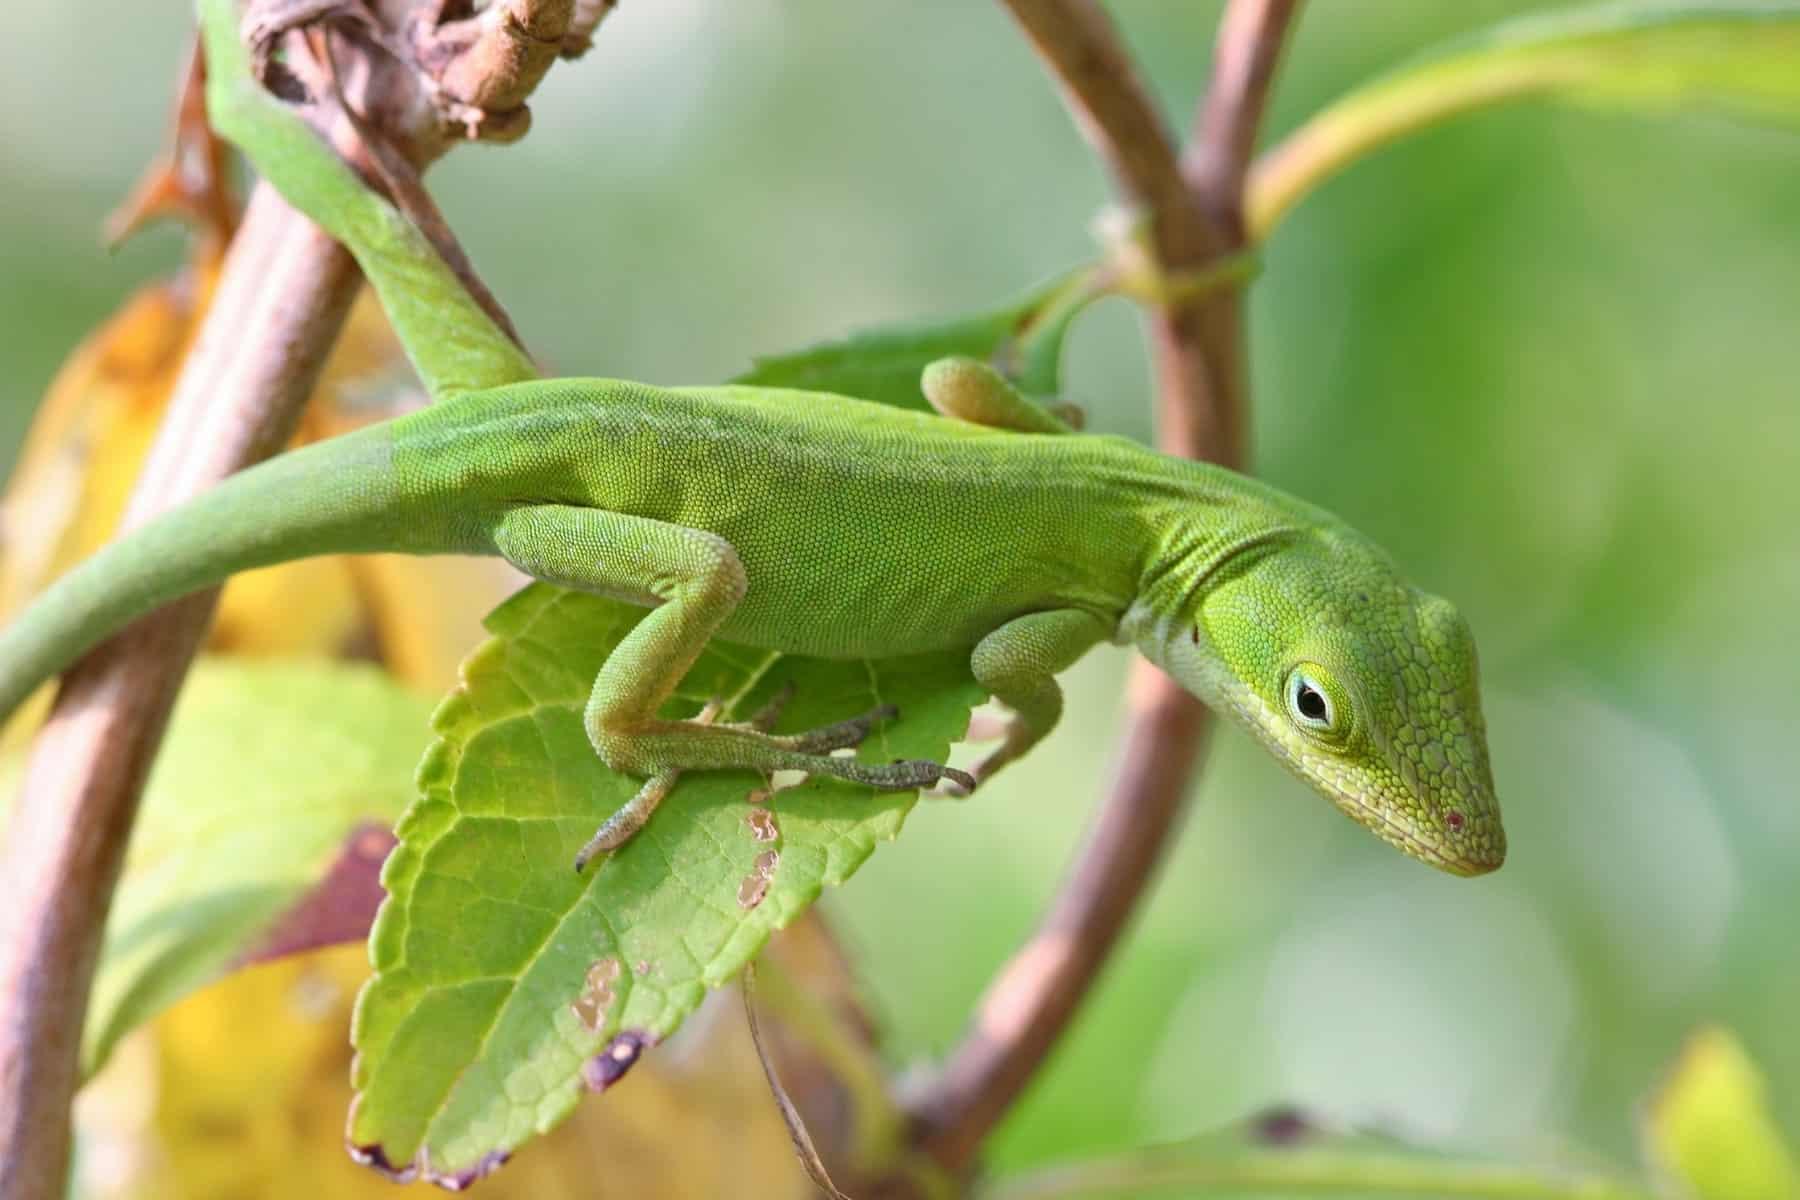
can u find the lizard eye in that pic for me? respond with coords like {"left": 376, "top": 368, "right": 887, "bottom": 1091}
{"left": 1284, "top": 666, "right": 1342, "bottom": 737}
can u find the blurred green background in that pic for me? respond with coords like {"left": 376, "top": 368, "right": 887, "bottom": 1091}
{"left": 4, "top": 0, "right": 1798, "bottom": 1184}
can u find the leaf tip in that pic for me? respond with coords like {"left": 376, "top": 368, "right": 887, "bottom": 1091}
{"left": 347, "top": 1140, "right": 420, "bottom": 1184}
{"left": 236, "top": 823, "right": 396, "bottom": 968}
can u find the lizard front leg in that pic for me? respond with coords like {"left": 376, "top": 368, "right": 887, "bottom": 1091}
{"left": 492, "top": 505, "right": 973, "bottom": 861}
{"left": 921, "top": 357, "right": 1082, "bottom": 433}
{"left": 959, "top": 608, "right": 1111, "bottom": 790}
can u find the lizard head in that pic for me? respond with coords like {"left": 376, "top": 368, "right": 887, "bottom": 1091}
{"left": 1148, "top": 526, "right": 1504, "bottom": 876}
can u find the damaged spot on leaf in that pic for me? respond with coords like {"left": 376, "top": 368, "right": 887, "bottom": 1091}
{"left": 737, "top": 849, "right": 780, "bottom": 910}
{"left": 745, "top": 807, "right": 779, "bottom": 843}
{"left": 582, "top": 1029, "right": 653, "bottom": 1093}
{"left": 570, "top": 957, "right": 623, "bottom": 1032}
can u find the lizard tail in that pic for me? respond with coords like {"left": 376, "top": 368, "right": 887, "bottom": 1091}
{"left": 0, "top": 422, "right": 404, "bottom": 726}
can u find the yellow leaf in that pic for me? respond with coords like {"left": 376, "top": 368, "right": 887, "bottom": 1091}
{"left": 78, "top": 917, "right": 900, "bottom": 1199}
{"left": 1642, "top": 1026, "right": 1800, "bottom": 1200}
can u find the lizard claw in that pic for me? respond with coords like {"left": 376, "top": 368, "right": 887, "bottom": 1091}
{"left": 935, "top": 769, "right": 977, "bottom": 799}
{"left": 892, "top": 759, "right": 975, "bottom": 795}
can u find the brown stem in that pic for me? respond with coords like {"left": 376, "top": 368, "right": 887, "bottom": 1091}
{"left": 413, "top": 0, "right": 584, "bottom": 141}
{"left": 997, "top": 0, "right": 1221, "bottom": 270}
{"left": 0, "top": 184, "right": 361, "bottom": 1200}
{"left": 909, "top": 680, "right": 1211, "bottom": 1171}
{"left": 1183, "top": 0, "right": 1303, "bottom": 239}
{"left": 0, "top": 6, "right": 609, "bottom": 1192}
{"left": 559, "top": 0, "right": 617, "bottom": 58}
{"left": 908, "top": 0, "right": 1303, "bottom": 1173}
{"left": 307, "top": 26, "right": 527, "bottom": 348}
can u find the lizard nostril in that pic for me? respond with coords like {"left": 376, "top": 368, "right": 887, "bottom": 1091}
{"left": 1444, "top": 810, "right": 1465, "bottom": 832}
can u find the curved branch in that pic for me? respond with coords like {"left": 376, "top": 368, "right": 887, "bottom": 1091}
{"left": 908, "top": 0, "right": 1303, "bottom": 1173}
{"left": 998, "top": 0, "right": 1222, "bottom": 271}
{"left": 0, "top": 4, "right": 611, "bottom": 1194}
{"left": 0, "top": 183, "right": 361, "bottom": 1200}
{"left": 909, "top": 684, "right": 1211, "bottom": 1170}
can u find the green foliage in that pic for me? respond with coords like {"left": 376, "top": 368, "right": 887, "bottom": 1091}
{"left": 47, "top": 661, "right": 431, "bottom": 1077}
{"left": 986, "top": 1109, "right": 1654, "bottom": 1199}
{"left": 1423, "top": 2, "right": 1800, "bottom": 121}
{"left": 989, "top": 1028, "right": 1800, "bottom": 1198}
{"left": 733, "top": 267, "right": 1092, "bottom": 408}
{"left": 1252, "top": 1, "right": 1800, "bottom": 236}
{"left": 345, "top": 585, "right": 984, "bottom": 1182}
{"left": 16, "top": 1, "right": 1800, "bottom": 1189}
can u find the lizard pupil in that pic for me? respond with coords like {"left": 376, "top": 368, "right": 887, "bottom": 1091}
{"left": 1445, "top": 810, "right": 1466, "bottom": 831}
{"left": 1296, "top": 684, "right": 1327, "bottom": 721}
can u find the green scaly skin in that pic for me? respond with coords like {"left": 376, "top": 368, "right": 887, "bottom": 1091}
{"left": 0, "top": 0, "right": 1504, "bottom": 876}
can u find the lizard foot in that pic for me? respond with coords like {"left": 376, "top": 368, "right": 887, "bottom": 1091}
{"left": 576, "top": 696, "right": 737, "bottom": 872}
{"left": 763, "top": 703, "right": 900, "bottom": 754}
{"left": 753, "top": 697, "right": 971, "bottom": 792}
{"left": 576, "top": 694, "right": 958, "bottom": 870}
{"left": 575, "top": 767, "right": 683, "bottom": 872}
{"left": 722, "top": 683, "right": 896, "bottom": 754}
{"left": 720, "top": 683, "right": 896, "bottom": 752}
{"left": 934, "top": 713, "right": 1034, "bottom": 799}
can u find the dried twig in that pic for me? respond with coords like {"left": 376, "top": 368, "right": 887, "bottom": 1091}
{"left": 419, "top": 0, "right": 583, "bottom": 139}
{"left": 0, "top": 183, "right": 362, "bottom": 1200}
{"left": 105, "top": 41, "right": 239, "bottom": 252}
{"left": 307, "top": 25, "right": 528, "bottom": 347}
{"left": 742, "top": 963, "right": 855, "bottom": 1200}
{"left": 559, "top": 0, "right": 617, "bottom": 58}
{"left": 909, "top": 0, "right": 1302, "bottom": 1173}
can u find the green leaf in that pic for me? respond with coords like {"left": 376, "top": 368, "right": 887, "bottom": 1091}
{"left": 348, "top": 585, "right": 982, "bottom": 1186}
{"left": 26, "top": 660, "right": 432, "bottom": 1077}
{"left": 1251, "top": 2, "right": 1800, "bottom": 238}
{"left": 1642, "top": 1027, "right": 1800, "bottom": 1200}
{"left": 732, "top": 267, "right": 1092, "bottom": 408}
{"left": 985, "top": 1108, "right": 1657, "bottom": 1200}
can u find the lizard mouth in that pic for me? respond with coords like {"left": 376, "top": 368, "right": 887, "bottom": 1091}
{"left": 1345, "top": 792, "right": 1504, "bottom": 877}
{"left": 1203, "top": 675, "right": 1504, "bottom": 876}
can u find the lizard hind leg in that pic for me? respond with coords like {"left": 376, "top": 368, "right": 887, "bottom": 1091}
{"left": 492, "top": 504, "right": 971, "bottom": 862}
{"left": 571, "top": 696, "right": 906, "bottom": 872}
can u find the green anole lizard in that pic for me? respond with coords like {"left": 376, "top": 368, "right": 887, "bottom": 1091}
{"left": 0, "top": 0, "right": 1504, "bottom": 877}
